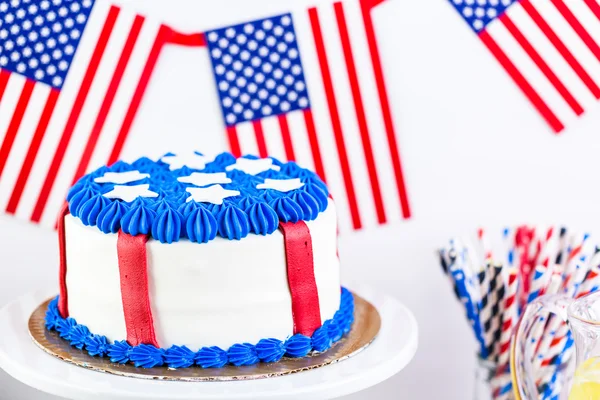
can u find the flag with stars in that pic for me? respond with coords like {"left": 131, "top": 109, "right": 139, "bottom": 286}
{"left": 205, "top": 0, "right": 411, "bottom": 232}
{"left": 448, "top": 0, "right": 600, "bottom": 134}
{"left": 0, "top": 0, "right": 205, "bottom": 227}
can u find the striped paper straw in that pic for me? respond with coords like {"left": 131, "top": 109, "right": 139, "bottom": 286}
{"left": 477, "top": 227, "right": 493, "bottom": 262}
{"left": 450, "top": 266, "right": 487, "bottom": 358}
{"left": 486, "top": 264, "right": 505, "bottom": 360}
{"left": 527, "top": 264, "right": 552, "bottom": 304}
{"left": 502, "top": 227, "right": 516, "bottom": 269}
{"left": 497, "top": 268, "right": 518, "bottom": 367}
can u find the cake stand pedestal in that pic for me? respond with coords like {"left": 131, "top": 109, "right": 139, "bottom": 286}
{"left": 0, "top": 284, "right": 418, "bottom": 400}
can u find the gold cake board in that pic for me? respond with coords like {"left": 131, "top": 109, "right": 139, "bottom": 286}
{"left": 28, "top": 292, "right": 380, "bottom": 381}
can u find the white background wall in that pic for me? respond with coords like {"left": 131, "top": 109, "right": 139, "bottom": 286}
{"left": 3, "top": 0, "right": 600, "bottom": 399}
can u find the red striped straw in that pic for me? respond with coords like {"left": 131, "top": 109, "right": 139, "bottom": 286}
{"left": 477, "top": 227, "right": 493, "bottom": 262}
{"left": 497, "top": 268, "right": 519, "bottom": 367}
{"left": 515, "top": 225, "right": 536, "bottom": 307}
{"left": 533, "top": 270, "right": 564, "bottom": 370}
{"left": 576, "top": 267, "right": 600, "bottom": 299}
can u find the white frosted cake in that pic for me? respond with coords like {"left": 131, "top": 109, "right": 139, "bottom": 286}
{"left": 45, "top": 151, "right": 354, "bottom": 368}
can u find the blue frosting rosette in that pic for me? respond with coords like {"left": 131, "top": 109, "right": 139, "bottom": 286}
{"left": 68, "top": 152, "right": 329, "bottom": 244}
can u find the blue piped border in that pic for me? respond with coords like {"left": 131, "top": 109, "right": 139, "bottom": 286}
{"left": 45, "top": 288, "right": 354, "bottom": 369}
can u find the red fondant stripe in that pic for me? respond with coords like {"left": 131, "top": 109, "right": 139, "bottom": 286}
{"left": 253, "top": 119, "right": 268, "bottom": 158}
{"left": 71, "top": 15, "right": 145, "bottom": 185}
{"left": 278, "top": 115, "right": 295, "bottom": 162}
{"left": 308, "top": 7, "right": 360, "bottom": 229}
{"left": 0, "top": 79, "right": 35, "bottom": 176}
{"left": 279, "top": 221, "right": 321, "bottom": 337}
{"left": 116, "top": 231, "right": 158, "bottom": 347}
{"left": 335, "top": 1, "right": 386, "bottom": 224}
{"left": 6, "top": 89, "right": 60, "bottom": 214}
{"left": 31, "top": 6, "right": 120, "bottom": 222}
{"left": 57, "top": 203, "right": 70, "bottom": 318}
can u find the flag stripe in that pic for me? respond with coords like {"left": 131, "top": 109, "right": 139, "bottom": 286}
{"left": 6, "top": 89, "right": 60, "bottom": 214}
{"left": 261, "top": 117, "right": 287, "bottom": 161}
{"left": 583, "top": 0, "right": 600, "bottom": 22}
{"left": 551, "top": 0, "right": 600, "bottom": 63}
{"left": 107, "top": 24, "right": 171, "bottom": 165}
{"left": 359, "top": 0, "right": 411, "bottom": 219}
{"left": 479, "top": 30, "right": 564, "bottom": 132}
{"left": 0, "top": 70, "right": 10, "bottom": 102}
{"left": 334, "top": 1, "right": 386, "bottom": 224}
{"left": 253, "top": 119, "right": 268, "bottom": 158}
{"left": 500, "top": 13, "right": 584, "bottom": 115}
{"left": 236, "top": 122, "right": 260, "bottom": 156}
{"left": 302, "top": 109, "right": 327, "bottom": 182}
{"left": 31, "top": 6, "right": 120, "bottom": 223}
{"left": 0, "top": 79, "right": 35, "bottom": 176}
{"left": 278, "top": 114, "right": 296, "bottom": 161}
{"left": 71, "top": 15, "right": 146, "bottom": 185}
{"left": 308, "top": 7, "right": 361, "bottom": 229}
{"left": 521, "top": 0, "right": 600, "bottom": 99}
{"left": 227, "top": 125, "right": 242, "bottom": 157}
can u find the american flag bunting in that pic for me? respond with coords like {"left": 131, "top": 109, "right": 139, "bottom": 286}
{"left": 206, "top": 0, "right": 411, "bottom": 232}
{"left": 0, "top": 0, "right": 411, "bottom": 232}
{"left": 0, "top": 0, "right": 204, "bottom": 227}
{"left": 449, "top": 0, "right": 600, "bottom": 133}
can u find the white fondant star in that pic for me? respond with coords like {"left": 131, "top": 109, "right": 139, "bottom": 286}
{"left": 225, "top": 157, "right": 281, "bottom": 175}
{"left": 161, "top": 152, "right": 214, "bottom": 170}
{"left": 103, "top": 184, "right": 159, "bottom": 203}
{"left": 256, "top": 178, "right": 304, "bottom": 192}
{"left": 94, "top": 170, "right": 150, "bottom": 184}
{"left": 177, "top": 172, "right": 232, "bottom": 187}
{"left": 186, "top": 184, "right": 240, "bottom": 204}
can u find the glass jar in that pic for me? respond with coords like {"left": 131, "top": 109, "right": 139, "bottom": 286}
{"left": 474, "top": 357, "right": 515, "bottom": 400}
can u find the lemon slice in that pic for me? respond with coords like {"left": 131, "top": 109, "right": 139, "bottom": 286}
{"left": 569, "top": 357, "right": 600, "bottom": 400}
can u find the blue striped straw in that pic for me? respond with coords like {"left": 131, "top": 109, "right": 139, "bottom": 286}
{"left": 526, "top": 265, "right": 549, "bottom": 304}
{"left": 541, "top": 335, "right": 575, "bottom": 399}
{"left": 451, "top": 267, "right": 487, "bottom": 358}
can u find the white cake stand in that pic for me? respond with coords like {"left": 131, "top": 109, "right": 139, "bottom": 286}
{"left": 0, "top": 284, "right": 418, "bottom": 400}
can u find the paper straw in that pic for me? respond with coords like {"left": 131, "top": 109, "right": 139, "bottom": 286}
{"left": 502, "top": 227, "right": 515, "bottom": 269}
{"left": 486, "top": 264, "right": 505, "bottom": 360}
{"left": 575, "top": 252, "right": 600, "bottom": 298}
{"left": 477, "top": 264, "right": 496, "bottom": 359}
{"left": 450, "top": 266, "right": 487, "bottom": 358}
{"left": 538, "top": 226, "right": 558, "bottom": 267}
{"left": 497, "top": 268, "right": 518, "bottom": 366}
{"left": 527, "top": 264, "right": 552, "bottom": 304}
{"left": 439, "top": 225, "right": 600, "bottom": 399}
{"left": 554, "top": 227, "right": 569, "bottom": 267}
{"left": 477, "top": 227, "right": 493, "bottom": 262}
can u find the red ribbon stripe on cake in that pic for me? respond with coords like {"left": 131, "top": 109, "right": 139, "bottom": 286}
{"left": 279, "top": 221, "right": 322, "bottom": 337}
{"left": 57, "top": 203, "right": 70, "bottom": 318}
{"left": 116, "top": 231, "right": 159, "bottom": 347}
